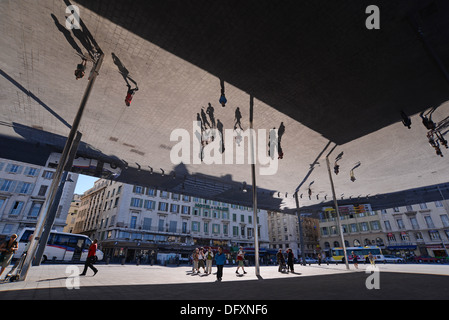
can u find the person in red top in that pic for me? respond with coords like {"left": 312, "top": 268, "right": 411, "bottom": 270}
{"left": 80, "top": 239, "right": 98, "bottom": 276}
{"left": 125, "top": 84, "right": 138, "bottom": 106}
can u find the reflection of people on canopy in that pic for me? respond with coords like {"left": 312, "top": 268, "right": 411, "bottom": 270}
{"left": 125, "top": 84, "right": 138, "bottom": 106}
{"left": 334, "top": 152, "right": 344, "bottom": 175}
{"left": 420, "top": 108, "right": 437, "bottom": 130}
{"left": 75, "top": 58, "right": 87, "bottom": 80}
{"left": 219, "top": 88, "right": 227, "bottom": 107}
{"left": 234, "top": 107, "right": 243, "bottom": 130}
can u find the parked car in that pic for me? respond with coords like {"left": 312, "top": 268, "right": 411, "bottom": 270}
{"left": 299, "top": 257, "right": 318, "bottom": 264}
{"left": 412, "top": 255, "right": 441, "bottom": 263}
{"left": 383, "top": 255, "right": 405, "bottom": 263}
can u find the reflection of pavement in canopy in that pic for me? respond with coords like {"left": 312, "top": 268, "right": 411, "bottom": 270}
{"left": 1, "top": 0, "right": 449, "bottom": 212}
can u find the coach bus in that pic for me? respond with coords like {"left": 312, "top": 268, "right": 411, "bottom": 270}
{"left": 330, "top": 246, "right": 385, "bottom": 263}
{"left": 14, "top": 228, "right": 103, "bottom": 262}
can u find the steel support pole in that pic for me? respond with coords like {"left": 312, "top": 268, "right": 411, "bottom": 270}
{"left": 325, "top": 156, "right": 349, "bottom": 270}
{"left": 33, "top": 131, "right": 82, "bottom": 266}
{"left": 294, "top": 192, "right": 307, "bottom": 266}
{"left": 249, "top": 95, "right": 260, "bottom": 277}
{"left": 20, "top": 53, "right": 104, "bottom": 280}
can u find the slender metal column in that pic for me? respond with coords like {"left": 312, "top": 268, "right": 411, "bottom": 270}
{"left": 294, "top": 192, "right": 307, "bottom": 266}
{"left": 325, "top": 155, "right": 349, "bottom": 270}
{"left": 249, "top": 95, "right": 260, "bottom": 277}
{"left": 20, "top": 53, "right": 104, "bottom": 280}
{"left": 33, "top": 131, "right": 82, "bottom": 266}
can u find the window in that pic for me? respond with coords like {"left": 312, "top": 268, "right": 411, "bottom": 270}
{"left": 0, "top": 179, "right": 14, "bottom": 192}
{"left": 384, "top": 220, "right": 392, "bottom": 231}
{"left": 9, "top": 201, "right": 24, "bottom": 216}
{"left": 396, "top": 219, "right": 405, "bottom": 230}
{"left": 42, "top": 170, "right": 54, "bottom": 179}
{"left": 16, "top": 182, "right": 33, "bottom": 194}
{"left": 424, "top": 216, "right": 435, "bottom": 228}
{"left": 414, "top": 232, "right": 423, "bottom": 240}
{"left": 38, "top": 185, "right": 48, "bottom": 197}
{"left": 160, "top": 191, "right": 169, "bottom": 198}
{"left": 130, "top": 198, "right": 143, "bottom": 208}
{"left": 223, "top": 224, "right": 228, "bottom": 235}
{"left": 144, "top": 200, "right": 155, "bottom": 210}
{"left": 429, "top": 230, "right": 441, "bottom": 241}
{"left": 440, "top": 215, "right": 449, "bottom": 227}
{"left": 321, "top": 227, "right": 328, "bottom": 236}
{"left": 359, "top": 222, "right": 369, "bottom": 231}
{"left": 370, "top": 221, "right": 380, "bottom": 230}
{"left": 212, "top": 224, "right": 220, "bottom": 234}
{"left": 158, "top": 202, "right": 168, "bottom": 211}
{"left": 130, "top": 216, "right": 137, "bottom": 229}
{"left": 182, "top": 221, "right": 188, "bottom": 233}
{"left": 169, "top": 221, "right": 177, "bottom": 232}
{"left": 410, "top": 216, "right": 419, "bottom": 229}
{"left": 7, "top": 164, "right": 22, "bottom": 174}
{"left": 28, "top": 202, "right": 42, "bottom": 218}
{"left": 181, "top": 206, "right": 190, "bottom": 215}
{"left": 170, "top": 204, "right": 179, "bottom": 213}
{"left": 133, "top": 186, "right": 144, "bottom": 194}
{"left": 204, "top": 222, "right": 209, "bottom": 233}
{"left": 419, "top": 203, "right": 428, "bottom": 210}
{"left": 158, "top": 219, "right": 165, "bottom": 231}
{"left": 192, "top": 221, "right": 200, "bottom": 232}
{"left": 142, "top": 218, "right": 152, "bottom": 231}
{"left": 25, "top": 167, "right": 38, "bottom": 176}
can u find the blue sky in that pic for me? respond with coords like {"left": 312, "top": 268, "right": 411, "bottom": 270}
{"left": 74, "top": 174, "right": 98, "bottom": 194}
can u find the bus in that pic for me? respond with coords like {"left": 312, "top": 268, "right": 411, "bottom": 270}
{"left": 14, "top": 228, "right": 103, "bottom": 263}
{"left": 330, "top": 246, "right": 385, "bottom": 263}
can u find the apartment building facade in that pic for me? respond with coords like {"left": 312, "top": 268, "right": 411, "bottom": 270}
{"left": 74, "top": 179, "right": 270, "bottom": 263}
{"left": 0, "top": 157, "right": 77, "bottom": 237}
{"left": 267, "top": 211, "right": 320, "bottom": 258}
{"left": 319, "top": 201, "right": 449, "bottom": 259}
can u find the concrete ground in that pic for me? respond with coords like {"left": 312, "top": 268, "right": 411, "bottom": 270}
{"left": 0, "top": 262, "right": 448, "bottom": 301}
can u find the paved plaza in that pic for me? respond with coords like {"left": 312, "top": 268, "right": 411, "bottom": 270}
{"left": 0, "top": 262, "right": 448, "bottom": 300}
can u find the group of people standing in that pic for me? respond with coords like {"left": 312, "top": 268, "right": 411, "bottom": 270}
{"left": 191, "top": 246, "right": 247, "bottom": 282}
{"left": 191, "top": 247, "right": 227, "bottom": 282}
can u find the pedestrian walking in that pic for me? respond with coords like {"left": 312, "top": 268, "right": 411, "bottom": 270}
{"left": 317, "top": 253, "right": 322, "bottom": 266}
{"left": 368, "top": 252, "right": 375, "bottom": 266}
{"left": 0, "top": 234, "right": 18, "bottom": 278}
{"left": 75, "top": 58, "right": 87, "bottom": 80}
{"left": 352, "top": 251, "right": 359, "bottom": 269}
{"left": 205, "top": 247, "right": 214, "bottom": 274}
{"left": 198, "top": 247, "right": 206, "bottom": 273}
{"left": 235, "top": 247, "right": 247, "bottom": 274}
{"left": 287, "top": 248, "right": 294, "bottom": 273}
{"left": 80, "top": 239, "right": 98, "bottom": 276}
{"left": 214, "top": 247, "right": 226, "bottom": 282}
